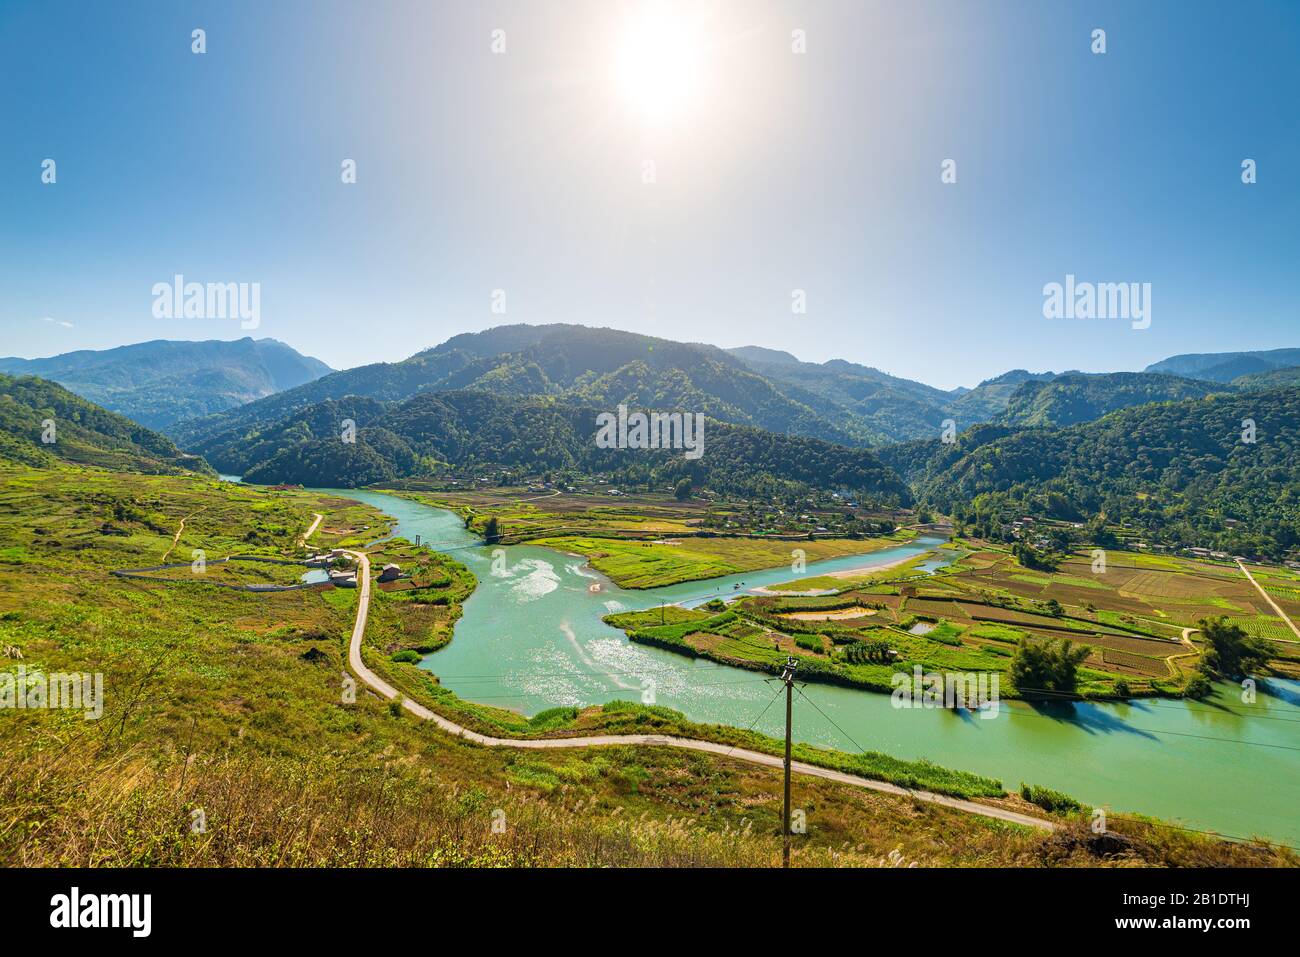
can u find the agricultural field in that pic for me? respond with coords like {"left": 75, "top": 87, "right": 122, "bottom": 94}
{"left": 399, "top": 487, "right": 705, "bottom": 539}
{"left": 606, "top": 538, "right": 1300, "bottom": 698}
{"left": 530, "top": 532, "right": 914, "bottom": 589}
{"left": 395, "top": 486, "right": 917, "bottom": 589}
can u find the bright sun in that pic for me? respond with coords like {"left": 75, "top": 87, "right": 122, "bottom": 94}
{"left": 615, "top": 5, "right": 704, "bottom": 125}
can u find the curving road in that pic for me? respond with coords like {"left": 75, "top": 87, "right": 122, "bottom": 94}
{"left": 342, "top": 549, "right": 1055, "bottom": 833}
{"left": 299, "top": 512, "right": 324, "bottom": 548}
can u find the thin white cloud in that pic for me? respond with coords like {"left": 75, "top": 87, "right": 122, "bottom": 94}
{"left": 39, "top": 317, "right": 74, "bottom": 328}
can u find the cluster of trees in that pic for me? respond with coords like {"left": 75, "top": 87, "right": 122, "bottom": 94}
{"left": 1009, "top": 637, "right": 1091, "bottom": 698}
{"left": 1011, "top": 541, "right": 1060, "bottom": 571}
{"left": 1184, "top": 617, "right": 1274, "bottom": 698}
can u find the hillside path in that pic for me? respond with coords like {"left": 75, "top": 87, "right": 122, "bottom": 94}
{"left": 160, "top": 508, "right": 205, "bottom": 563}
{"left": 299, "top": 512, "right": 324, "bottom": 548}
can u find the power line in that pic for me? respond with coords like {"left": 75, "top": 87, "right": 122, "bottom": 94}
{"left": 438, "top": 675, "right": 775, "bottom": 690}
{"left": 721, "top": 681, "right": 785, "bottom": 762}
{"left": 794, "top": 684, "right": 872, "bottom": 757}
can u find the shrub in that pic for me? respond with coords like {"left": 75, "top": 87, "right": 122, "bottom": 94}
{"left": 1020, "top": 783, "right": 1083, "bottom": 814}
{"left": 391, "top": 649, "right": 422, "bottom": 664}
{"left": 1183, "top": 672, "right": 1213, "bottom": 700}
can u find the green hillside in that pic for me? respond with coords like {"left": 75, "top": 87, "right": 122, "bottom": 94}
{"left": 909, "top": 388, "right": 1300, "bottom": 558}
{"left": 0, "top": 374, "right": 213, "bottom": 475}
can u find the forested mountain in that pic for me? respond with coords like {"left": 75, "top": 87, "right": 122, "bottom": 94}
{"left": 0, "top": 374, "right": 212, "bottom": 475}
{"left": 998, "top": 372, "right": 1223, "bottom": 427}
{"left": 948, "top": 370, "right": 1057, "bottom": 423}
{"left": 174, "top": 325, "right": 880, "bottom": 448}
{"left": 168, "top": 326, "right": 1299, "bottom": 455}
{"left": 905, "top": 388, "right": 1300, "bottom": 558}
{"left": 1145, "top": 348, "right": 1300, "bottom": 383}
{"left": 192, "top": 389, "right": 912, "bottom": 503}
{"left": 1233, "top": 366, "right": 1300, "bottom": 391}
{"left": 0, "top": 338, "right": 333, "bottom": 429}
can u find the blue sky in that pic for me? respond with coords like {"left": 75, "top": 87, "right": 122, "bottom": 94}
{"left": 2, "top": 0, "right": 1296, "bottom": 389}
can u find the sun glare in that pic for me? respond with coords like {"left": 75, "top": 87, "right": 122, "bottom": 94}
{"left": 615, "top": 5, "right": 705, "bottom": 125}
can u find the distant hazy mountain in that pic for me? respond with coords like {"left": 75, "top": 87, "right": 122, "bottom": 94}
{"left": 1145, "top": 348, "right": 1300, "bottom": 384}
{"left": 191, "top": 389, "right": 911, "bottom": 503}
{"left": 728, "top": 348, "right": 1052, "bottom": 441}
{"left": 0, "top": 374, "right": 212, "bottom": 474}
{"left": 0, "top": 338, "right": 333, "bottom": 429}
{"left": 998, "top": 372, "right": 1223, "bottom": 427}
{"left": 725, "top": 345, "right": 801, "bottom": 366}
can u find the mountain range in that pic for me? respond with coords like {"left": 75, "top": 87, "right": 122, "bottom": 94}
{"left": 167, "top": 326, "right": 1300, "bottom": 456}
{"left": 886, "top": 386, "right": 1300, "bottom": 558}
{"left": 0, "top": 337, "right": 332, "bottom": 429}
{"left": 3, "top": 327, "right": 1298, "bottom": 554}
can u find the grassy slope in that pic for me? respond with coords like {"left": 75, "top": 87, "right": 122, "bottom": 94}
{"left": 0, "top": 373, "right": 211, "bottom": 475}
{"left": 0, "top": 465, "right": 1288, "bottom": 866}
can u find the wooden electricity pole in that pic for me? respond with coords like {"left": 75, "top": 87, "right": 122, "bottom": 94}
{"left": 780, "top": 655, "right": 797, "bottom": 869}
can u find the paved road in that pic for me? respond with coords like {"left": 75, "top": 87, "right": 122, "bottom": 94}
{"left": 342, "top": 549, "right": 1055, "bottom": 833}
{"left": 1236, "top": 559, "right": 1300, "bottom": 643}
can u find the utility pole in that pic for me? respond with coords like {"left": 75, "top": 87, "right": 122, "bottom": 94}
{"left": 780, "top": 655, "right": 797, "bottom": 869}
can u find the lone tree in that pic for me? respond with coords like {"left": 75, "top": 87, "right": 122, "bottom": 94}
{"left": 1010, "top": 637, "right": 1091, "bottom": 698}
{"left": 1196, "top": 616, "right": 1271, "bottom": 680}
{"left": 483, "top": 516, "right": 501, "bottom": 542}
{"left": 673, "top": 477, "right": 693, "bottom": 501}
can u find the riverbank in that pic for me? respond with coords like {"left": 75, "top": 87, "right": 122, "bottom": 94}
{"left": 329, "top": 489, "right": 1300, "bottom": 848}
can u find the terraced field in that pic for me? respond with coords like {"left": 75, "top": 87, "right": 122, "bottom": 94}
{"left": 604, "top": 537, "right": 1300, "bottom": 699}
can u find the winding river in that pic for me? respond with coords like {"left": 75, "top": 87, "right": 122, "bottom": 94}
{"left": 333, "top": 488, "right": 1300, "bottom": 847}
